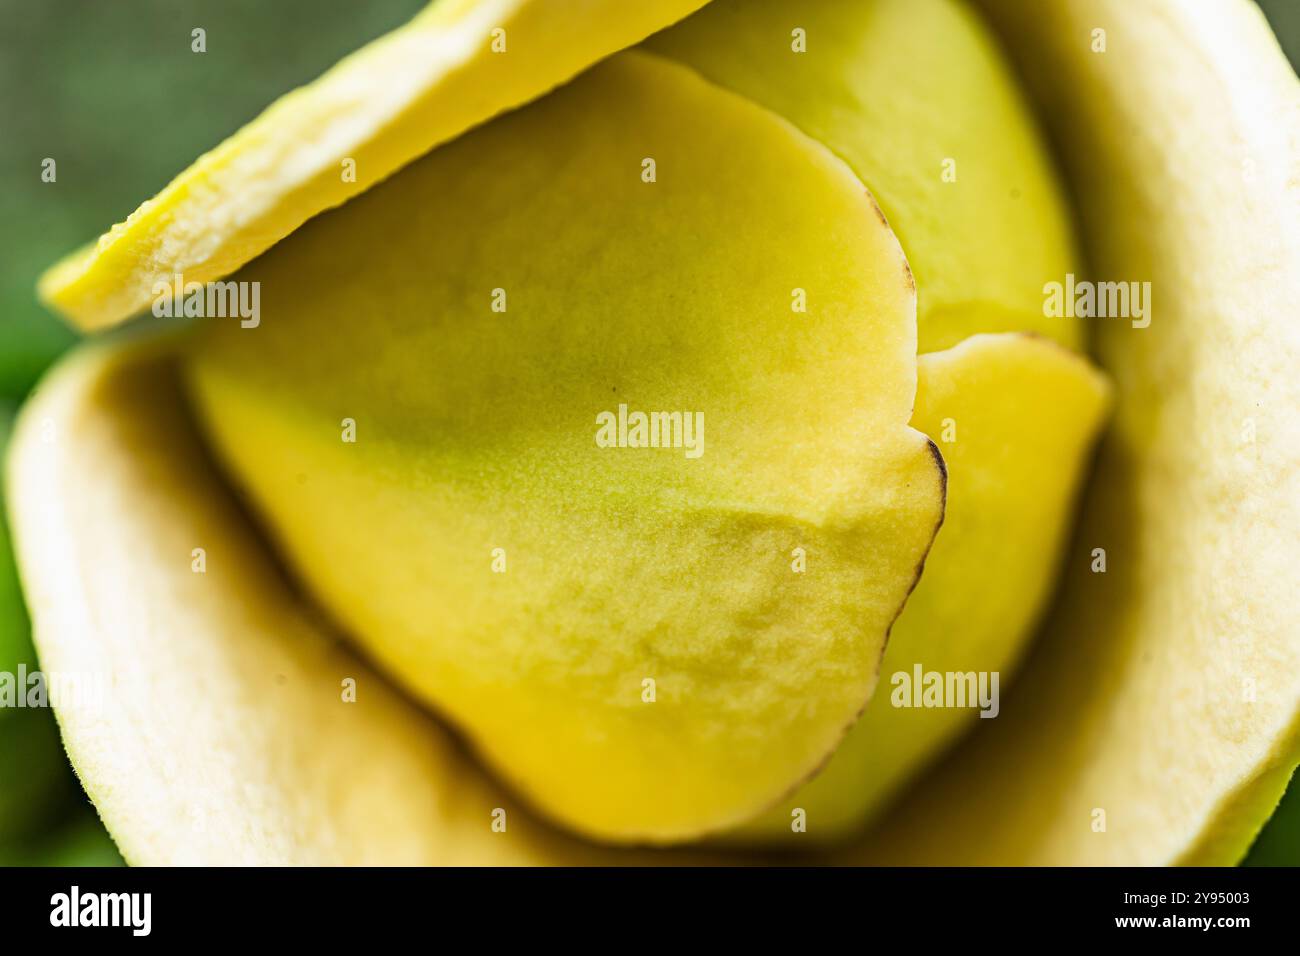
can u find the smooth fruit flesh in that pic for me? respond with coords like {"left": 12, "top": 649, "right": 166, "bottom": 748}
{"left": 183, "top": 51, "right": 945, "bottom": 844}
{"left": 647, "top": 0, "right": 1084, "bottom": 353}
{"left": 737, "top": 333, "right": 1111, "bottom": 841}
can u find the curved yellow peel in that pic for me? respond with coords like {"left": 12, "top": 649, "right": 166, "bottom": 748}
{"left": 16, "top": 0, "right": 1294, "bottom": 867}
{"left": 182, "top": 51, "right": 945, "bottom": 844}
{"left": 647, "top": 0, "right": 1083, "bottom": 353}
{"left": 37, "top": 0, "right": 710, "bottom": 331}
{"left": 740, "top": 333, "right": 1110, "bottom": 842}
{"left": 839, "top": 0, "right": 1300, "bottom": 865}
{"left": 4, "top": 336, "right": 723, "bottom": 865}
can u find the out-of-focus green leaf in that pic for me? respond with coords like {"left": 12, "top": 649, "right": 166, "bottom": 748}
{"left": 1257, "top": 0, "right": 1300, "bottom": 73}
{"left": 0, "top": 709, "right": 70, "bottom": 848}
{"left": 1245, "top": 769, "right": 1300, "bottom": 866}
{"left": 38, "top": 811, "right": 125, "bottom": 867}
{"left": 0, "top": 807, "right": 124, "bottom": 868}
{"left": 0, "top": 407, "right": 30, "bottom": 668}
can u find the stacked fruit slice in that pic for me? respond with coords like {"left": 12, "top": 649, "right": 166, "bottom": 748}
{"left": 10, "top": 0, "right": 1297, "bottom": 864}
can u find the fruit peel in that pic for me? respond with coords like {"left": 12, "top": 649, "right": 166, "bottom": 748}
{"left": 836, "top": 0, "right": 1300, "bottom": 865}
{"left": 5, "top": 333, "right": 736, "bottom": 865}
{"left": 647, "top": 0, "right": 1084, "bottom": 353}
{"left": 738, "top": 332, "right": 1112, "bottom": 842}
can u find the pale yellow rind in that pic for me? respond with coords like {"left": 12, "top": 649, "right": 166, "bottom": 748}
{"left": 4, "top": 335, "right": 729, "bottom": 865}
{"left": 840, "top": 0, "right": 1300, "bottom": 865}
{"left": 37, "top": 0, "right": 710, "bottom": 331}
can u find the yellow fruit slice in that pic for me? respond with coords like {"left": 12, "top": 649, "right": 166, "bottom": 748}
{"left": 840, "top": 0, "right": 1300, "bottom": 865}
{"left": 735, "top": 333, "right": 1110, "bottom": 842}
{"left": 37, "top": 0, "right": 709, "bottom": 332}
{"left": 646, "top": 0, "right": 1083, "bottom": 353}
{"left": 5, "top": 335, "right": 728, "bottom": 865}
{"left": 181, "top": 51, "right": 945, "bottom": 844}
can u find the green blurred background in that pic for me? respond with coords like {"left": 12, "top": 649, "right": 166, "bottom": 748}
{"left": 0, "top": 0, "right": 1296, "bottom": 865}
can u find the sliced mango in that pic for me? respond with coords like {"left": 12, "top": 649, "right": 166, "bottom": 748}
{"left": 737, "top": 333, "right": 1110, "bottom": 842}
{"left": 646, "top": 0, "right": 1083, "bottom": 353}
{"left": 181, "top": 51, "right": 945, "bottom": 844}
{"left": 837, "top": 0, "right": 1300, "bottom": 865}
{"left": 37, "top": 0, "right": 709, "bottom": 331}
{"left": 6, "top": 334, "right": 727, "bottom": 865}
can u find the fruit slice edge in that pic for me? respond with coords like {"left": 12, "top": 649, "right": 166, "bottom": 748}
{"left": 37, "top": 0, "right": 710, "bottom": 331}
{"left": 646, "top": 0, "right": 1084, "bottom": 353}
{"left": 180, "top": 49, "right": 947, "bottom": 844}
{"left": 734, "top": 331, "right": 1111, "bottom": 843}
{"left": 4, "top": 333, "right": 734, "bottom": 865}
{"left": 836, "top": 0, "right": 1300, "bottom": 865}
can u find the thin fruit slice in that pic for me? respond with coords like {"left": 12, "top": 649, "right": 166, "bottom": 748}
{"left": 0, "top": 407, "right": 29, "bottom": 673}
{"left": 182, "top": 51, "right": 945, "bottom": 844}
{"left": 5, "top": 334, "right": 720, "bottom": 865}
{"left": 735, "top": 333, "right": 1110, "bottom": 842}
{"left": 646, "top": 0, "right": 1083, "bottom": 353}
{"left": 840, "top": 0, "right": 1300, "bottom": 865}
{"left": 37, "top": 0, "right": 709, "bottom": 331}
{"left": 0, "top": 405, "right": 75, "bottom": 851}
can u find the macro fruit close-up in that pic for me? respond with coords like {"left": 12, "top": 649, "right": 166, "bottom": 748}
{"left": 1, "top": 0, "right": 1298, "bottom": 903}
